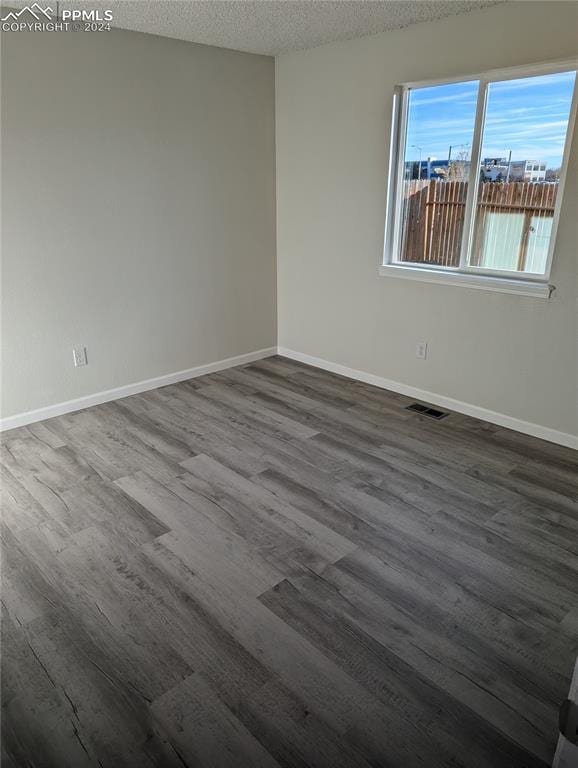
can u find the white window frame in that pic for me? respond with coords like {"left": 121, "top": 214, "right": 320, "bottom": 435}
{"left": 380, "top": 59, "right": 578, "bottom": 299}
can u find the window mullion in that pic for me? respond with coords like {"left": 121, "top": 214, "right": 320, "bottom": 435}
{"left": 390, "top": 87, "right": 409, "bottom": 263}
{"left": 383, "top": 86, "right": 405, "bottom": 264}
{"left": 541, "top": 71, "right": 578, "bottom": 281}
{"left": 458, "top": 80, "right": 488, "bottom": 270}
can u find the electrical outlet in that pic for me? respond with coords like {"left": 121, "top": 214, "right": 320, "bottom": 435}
{"left": 72, "top": 346, "right": 88, "bottom": 367}
{"left": 416, "top": 341, "right": 428, "bottom": 360}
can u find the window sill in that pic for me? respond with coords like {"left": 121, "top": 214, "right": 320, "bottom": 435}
{"left": 378, "top": 264, "right": 552, "bottom": 299}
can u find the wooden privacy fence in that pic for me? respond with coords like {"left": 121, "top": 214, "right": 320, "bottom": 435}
{"left": 400, "top": 180, "right": 558, "bottom": 268}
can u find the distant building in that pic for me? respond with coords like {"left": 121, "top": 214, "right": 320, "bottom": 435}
{"left": 404, "top": 158, "right": 470, "bottom": 180}
{"left": 404, "top": 157, "right": 548, "bottom": 182}
{"left": 481, "top": 158, "right": 509, "bottom": 181}
{"left": 509, "top": 160, "right": 546, "bottom": 182}
{"left": 482, "top": 157, "right": 546, "bottom": 182}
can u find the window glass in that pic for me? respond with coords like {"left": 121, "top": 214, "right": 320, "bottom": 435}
{"left": 396, "top": 80, "right": 478, "bottom": 267}
{"left": 469, "top": 70, "right": 576, "bottom": 274}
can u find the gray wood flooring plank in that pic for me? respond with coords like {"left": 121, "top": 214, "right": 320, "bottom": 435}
{"left": 251, "top": 466, "right": 575, "bottom": 677}
{"left": 489, "top": 505, "right": 578, "bottom": 554}
{"left": 260, "top": 575, "right": 549, "bottom": 768}
{"left": 142, "top": 530, "right": 436, "bottom": 768}
{"left": 1, "top": 607, "right": 99, "bottom": 768}
{"left": 179, "top": 454, "right": 356, "bottom": 572}
{"left": 299, "top": 558, "right": 556, "bottom": 766}
{"left": 467, "top": 463, "right": 578, "bottom": 517}
{"left": 197, "top": 383, "right": 320, "bottom": 441}
{"left": 151, "top": 671, "right": 283, "bottom": 768}
{"left": 234, "top": 677, "right": 375, "bottom": 768}
{"left": 253, "top": 460, "right": 575, "bottom": 634}
{"left": 116, "top": 470, "right": 283, "bottom": 595}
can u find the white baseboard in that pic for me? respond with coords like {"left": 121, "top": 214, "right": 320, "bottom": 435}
{"left": 277, "top": 346, "right": 578, "bottom": 451}
{"left": 4, "top": 344, "right": 576, "bottom": 450}
{"left": 0, "top": 347, "right": 277, "bottom": 432}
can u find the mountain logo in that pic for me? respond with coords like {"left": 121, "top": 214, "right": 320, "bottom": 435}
{"left": 1, "top": 4, "right": 54, "bottom": 21}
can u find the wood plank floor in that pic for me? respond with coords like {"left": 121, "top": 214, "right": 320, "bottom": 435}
{"left": 2, "top": 355, "right": 577, "bottom": 768}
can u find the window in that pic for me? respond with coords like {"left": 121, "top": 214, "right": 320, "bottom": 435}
{"left": 382, "top": 62, "right": 577, "bottom": 297}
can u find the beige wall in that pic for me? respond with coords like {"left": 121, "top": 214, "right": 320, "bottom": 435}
{"left": 1, "top": 25, "right": 276, "bottom": 418}
{"left": 276, "top": 1, "right": 578, "bottom": 440}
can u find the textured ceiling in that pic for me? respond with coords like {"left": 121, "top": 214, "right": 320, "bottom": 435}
{"left": 3, "top": 0, "right": 503, "bottom": 55}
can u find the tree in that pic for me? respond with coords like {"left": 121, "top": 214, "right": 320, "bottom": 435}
{"left": 448, "top": 150, "right": 470, "bottom": 181}
{"left": 545, "top": 167, "right": 561, "bottom": 182}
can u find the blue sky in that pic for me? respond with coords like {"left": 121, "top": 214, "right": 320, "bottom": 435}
{"left": 405, "top": 70, "right": 576, "bottom": 168}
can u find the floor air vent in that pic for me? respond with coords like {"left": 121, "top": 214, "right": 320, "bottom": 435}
{"left": 405, "top": 403, "right": 449, "bottom": 420}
